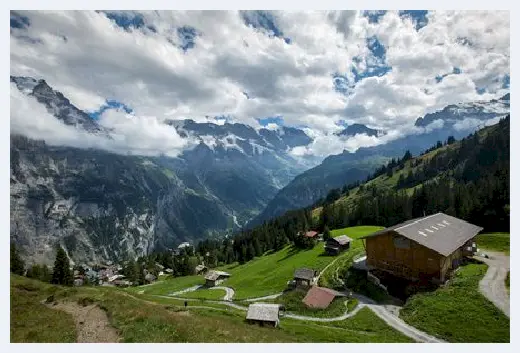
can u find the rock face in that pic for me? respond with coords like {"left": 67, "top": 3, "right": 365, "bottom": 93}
{"left": 10, "top": 76, "right": 315, "bottom": 265}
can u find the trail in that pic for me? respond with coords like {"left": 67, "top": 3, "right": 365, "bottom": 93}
{"left": 48, "top": 301, "right": 120, "bottom": 343}
{"left": 210, "top": 286, "right": 235, "bottom": 301}
{"left": 475, "top": 252, "right": 510, "bottom": 317}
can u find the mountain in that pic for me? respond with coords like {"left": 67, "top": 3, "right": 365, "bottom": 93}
{"left": 336, "top": 123, "right": 380, "bottom": 137}
{"left": 250, "top": 94, "right": 510, "bottom": 226}
{"left": 314, "top": 115, "right": 510, "bottom": 232}
{"left": 10, "top": 76, "right": 315, "bottom": 265}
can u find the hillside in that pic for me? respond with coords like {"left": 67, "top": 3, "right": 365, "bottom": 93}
{"left": 11, "top": 275, "right": 413, "bottom": 343}
{"left": 311, "top": 115, "right": 510, "bottom": 232}
{"left": 251, "top": 95, "right": 509, "bottom": 227}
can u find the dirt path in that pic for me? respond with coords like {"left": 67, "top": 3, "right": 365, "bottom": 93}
{"left": 210, "top": 286, "right": 235, "bottom": 301}
{"left": 169, "top": 285, "right": 202, "bottom": 296}
{"left": 476, "top": 251, "right": 510, "bottom": 317}
{"left": 49, "top": 302, "right": 120, "bottom": 343}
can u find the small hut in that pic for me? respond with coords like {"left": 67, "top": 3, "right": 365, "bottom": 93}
{"left": 246, "top": 303, "right": 280, "bottom": 327}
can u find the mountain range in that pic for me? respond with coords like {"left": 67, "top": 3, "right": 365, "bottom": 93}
{"left": 10, "top": 75, "right": 510, "bottom": 264}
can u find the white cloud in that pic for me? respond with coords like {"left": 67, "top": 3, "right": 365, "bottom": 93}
{"left": 10, "top": 10, "right": 509, "bottom": 157}
{"left": 10, "top": 83, "right": 192, "bottom": 157}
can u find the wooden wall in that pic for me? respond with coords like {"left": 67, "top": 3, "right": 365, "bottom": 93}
{"left": 365, "top": 231, "right": 445, "bottom": 281}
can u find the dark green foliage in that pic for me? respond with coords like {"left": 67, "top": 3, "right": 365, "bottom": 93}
{"left": 51, "top": 246, "right": 72, "bottom": 286}
{"left": 323, "top": 226, "right": 331, "bottom": 241}
{"left": 319, "top": 116, "right": 510, "bottom": 233}
{"left": 10, "top": 243, "right": 25, "bottom": 276}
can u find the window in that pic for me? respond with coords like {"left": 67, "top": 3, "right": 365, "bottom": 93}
{"left": 393, "top": 236, "right": 410, "bottom": 249}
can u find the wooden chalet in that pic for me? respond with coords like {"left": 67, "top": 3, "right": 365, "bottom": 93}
{"left": 325, "top": 235, "right": 352, "bottom": 255}
{"left": 246, "top": 303, "right": 280, "bottom": 327}
{"left": 291, "top": 268, "right": 318, "bottom": 288}
{"left": 204, "top": 270, "right": 231, "bottom": 287}
{"left": 195, "top": 264, "right": 208, "bottom": 275}
{"left": 361, "top": 213, "right": 483, "bottom": 283}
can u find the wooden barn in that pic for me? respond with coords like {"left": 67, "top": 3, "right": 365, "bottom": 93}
{"left": 204, "top": 270, "right": 231, "bottom": 287}
{"left": 325, "top": 235, "right": 352, "bottom": 255}
{"left": 291, "top": 268, "right": 318, "bottom": 288}
{"left": 246, "top": 303, "right": 280, "bottom": 327}
{"left": 361, "top": 213, "right": 482, "bottom": 283}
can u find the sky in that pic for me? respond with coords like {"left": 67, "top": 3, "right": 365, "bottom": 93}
{"left": 10, "top": 10, "right": 510, "bottom": 158}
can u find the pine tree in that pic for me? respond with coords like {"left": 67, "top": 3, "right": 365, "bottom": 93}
{"left": 10, "top": 243, "right": 25, "bottom": 276}
{"left": 323, "top": 226, "right": 331, "bottom": 241}
{"left": 51, "top": 246, "right": 72, "bottom": 286}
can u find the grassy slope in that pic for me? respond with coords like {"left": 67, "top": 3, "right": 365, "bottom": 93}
{"left": 11, "top": 277, "right": 77, "bottom": 342}
{"left": 10, "top": 275, "right": 412, "bottom": 343}
{"left": 476, "top": 232, "right": 510, "bottom": 255}
{"left": 281, "top": 307, "right": 413, "bottom": 343}
{"left": 219, "top": 243, "right": 336, "bottom": 300}
{"left": 318, "top": 226, "right": 382, "bottom": 289}
{"left": 127, "top": 275, "right": 205, "bottom": 296}
{"left": 179, "top": 288, "right": 227, "bottom": 300}
{"left": 400, "top": 263, "right": 510, "bottom": 342}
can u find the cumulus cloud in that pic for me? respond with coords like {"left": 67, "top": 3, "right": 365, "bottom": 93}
{"left": 10, "top": 83, "right": 192, "bottom": 157}
{"left": 10, "top": 10, "right": 509, "bottom": 157}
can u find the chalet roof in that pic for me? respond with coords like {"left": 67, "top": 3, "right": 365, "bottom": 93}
{"left": 204, "top": 270, "right": 231, "bottom": 281}
{"left": 294, "top": 268, "right": 316, "bottom": 280}
{"left": 302, "top": 286, "right": 345, "bottom": 309}
{"left": 330, "top": 235, "right": 352, "bottom": 245}
{"left": 304, "top": 231, "right": 318, "bottom": 238}
{"left": 362, "top": 213, "right": 483, "bottom": 257}
{"left": 246, "top": 303, "right": 280, "bottom": 322}
{"left": 195, "top": 264, "right": 207, "bottom": 271}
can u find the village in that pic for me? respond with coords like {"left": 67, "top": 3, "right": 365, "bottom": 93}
{"left": 88, "top": 212, "right": 506, "bottom": 335}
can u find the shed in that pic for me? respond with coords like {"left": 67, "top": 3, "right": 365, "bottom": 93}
{"left": 325, "top": 235, "right": 352, "bottom": 255}
{"left": 362, "top": 212, "right": 483, "bottom": 282}
{"left": 302, "top": 286, "right": 346, "bottom": 309}
{"left": 292, "top": 268, "right": 318, "bottom": 288}
{"left": 246, "top": 303, "right": 280, "bottom": 327}
{"left": 304, "top": 231, "right": 318, "bottom": 238}
{"left": 144, "top": 273, "right": 156, "bottom": 283}
{"left": 204, "top": 270, "right": 231, "bottom": 287}
{"left": 195, "top": 264, "right": 208, "bottom": 275}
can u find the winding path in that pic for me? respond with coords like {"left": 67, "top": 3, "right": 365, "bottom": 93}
{"left": 475, "top": 252, "right": 510, "bottom": 317}
{"left": 210, "top": 286, "right": 235, "bottom": 301}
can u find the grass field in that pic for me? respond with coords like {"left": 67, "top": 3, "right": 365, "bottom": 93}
{"left": 11, "top": 277, "right": 77, "bottom": 342}
{"left": 318, "top": 226, "right": 383, "bottom": 289}
{"left": 10, "top": 275, "right": 413, "bottom": 343}
{"left": 127, "top": 275, "right": 205, "bottom": 296}
{"left": 218, "top": 243, "right": 337, "bottom": 300}
{"left": 400, "top": 263, "right": 510, "bottom": 342}
{"left": 281, "top": 307, "right": 414, "bottom": 343}
{"left": 476, "top": 232, "right": 510, "bottom": 255}
{"left": 177, "top": 288, "right": 226, "bottom": 300}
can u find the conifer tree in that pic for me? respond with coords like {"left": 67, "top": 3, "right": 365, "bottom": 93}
{"left": 10, "top": 243, "right": 25, "bottom": 276}
{"left": 51, "top": 246, "right": 72, "bottom": 286}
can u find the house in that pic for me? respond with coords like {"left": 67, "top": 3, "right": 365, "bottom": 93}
{"left": 302, "top": 231, "right": 318, "bottom": 239}
{"left": 204, "top": 270, "right": 231, "bottom": 287}
{"left": 245, "top": 303, "right": 280, "bottom": 327}
{"left": 302, "top": 286, "right": 346, "bottom": 309}
{"left": 325, "top": 235, "right": 352, "bottom": 255}
{"left": 108, "top": 274, "right": 125, "bottom": 283}
{"left": 113, "top": 279, "right": 132, "bottom": 287}
{"left": 144, "top": 273, "right": 156, "bottom": 283}
{"left": 291, "top": 268, "right": 318, "bottom": 288}
{"left": 178, "top": 242, "right": 191, "bottom": 250}
{"left": 361, "top": 212, "right": 483, "bottom": 283}
{"left": 164, "top": 268, "right": 174, "bottom": 274}
{"left": 195, "top": 264, "right": 208, "bottom": 275}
